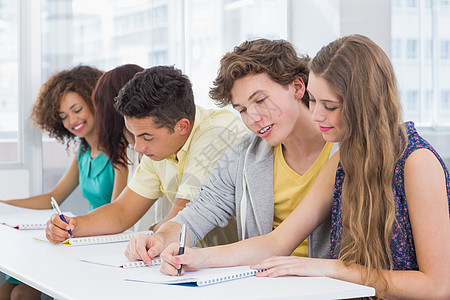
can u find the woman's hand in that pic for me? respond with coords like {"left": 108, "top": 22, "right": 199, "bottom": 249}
{"left": 46, "top": 214, "right": 77, "bottom": 243}
{"left": 159, "top": 242, "right": 207, "bottom": 276}
{"left": 250, "top": 256, "right": 338, "bottom": 278}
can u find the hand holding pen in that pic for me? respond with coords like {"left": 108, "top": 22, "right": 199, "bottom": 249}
{"left": 177, "top": 224, "right": 186, "bottom": 276}
{"left": 50, "top": 197, "right": 73, "bottom": 238}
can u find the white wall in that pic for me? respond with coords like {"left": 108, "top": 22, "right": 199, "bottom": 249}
{"left": 0, "top": 170, "right": 29, "bottom": 198}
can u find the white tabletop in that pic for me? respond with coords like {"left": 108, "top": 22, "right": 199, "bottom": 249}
{"left": 0, "top": 225, "right": 375, "bottom": 300}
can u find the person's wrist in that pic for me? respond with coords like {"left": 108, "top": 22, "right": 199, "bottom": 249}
{"left": 69, "top": 216, "right": 80, "bottom": 235}
{"left": 153, "top": 232, "right": 165, "bottom": 248}
{"left": 326, "top": 258, "right": 343, "bottom": 279}
{"left": 198, "top": 247, "right": 214, "bottom": 269}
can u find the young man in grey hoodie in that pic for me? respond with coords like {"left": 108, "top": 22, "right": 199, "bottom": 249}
{"left": 125, "top": 39, "right": 337, "bottom": 264}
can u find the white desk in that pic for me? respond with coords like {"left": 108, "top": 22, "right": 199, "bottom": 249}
{"left": 0, "top": 225, "right": 375, "bottom": 300}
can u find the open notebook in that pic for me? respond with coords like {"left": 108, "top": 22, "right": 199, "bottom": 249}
{"left": 125, "top": 266, "right": 263, "bottom": 287}
{"left": 80, "top": 254, "right": 161, "bottom": 269}
{"left": 0, "top": 208, "right": 73, "bottom": 230}
{"left": 34, "top": 230, "right": 153, "bottom": 246}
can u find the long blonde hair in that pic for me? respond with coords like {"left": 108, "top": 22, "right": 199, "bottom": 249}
{"left": 310, "top": 35, "right": 407, "bottom": 292}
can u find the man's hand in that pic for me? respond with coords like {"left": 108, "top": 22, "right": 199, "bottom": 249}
{"left": 125, "top": 233, "right": 165, "bottom": 265}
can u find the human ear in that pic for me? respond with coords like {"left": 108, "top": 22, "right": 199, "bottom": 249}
{"left": 293, "top": 77, "right": 306, "bottom": 100}
{"left": 176, "top": 118, "right": 191, "bottom": 136}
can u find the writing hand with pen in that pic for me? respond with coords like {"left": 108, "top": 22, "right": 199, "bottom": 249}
{"left": 125, "top": 222, "right": 204, "bottom": 274}
{"left": 46, "top": 197, "right": 77, "bottom": 243}
{"left": 159, "top": 225, "right": 209, "bottom": 276}
{"left": 159, "top": 242, "right": 207, "bottom": 276}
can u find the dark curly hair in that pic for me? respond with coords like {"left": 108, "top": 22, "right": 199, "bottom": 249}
{"left": 209, "top": 38, "right": 310, "bottom": 107}
{"left": 114, "top": 65, "right": 195, "bottom": 133}
{"left": 30, "top": 65, "right": 103, "bottom": 150}
{"left": 93, "top": 64, "right": 144, "bottom": 168}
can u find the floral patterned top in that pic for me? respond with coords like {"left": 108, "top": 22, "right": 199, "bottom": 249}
{"left": 330, "top": 122, "right": 450, "bottom": 270}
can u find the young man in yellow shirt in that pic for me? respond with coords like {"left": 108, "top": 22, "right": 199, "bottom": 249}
{"left": 45, "top": 65, "right": 247, "bottom": 245}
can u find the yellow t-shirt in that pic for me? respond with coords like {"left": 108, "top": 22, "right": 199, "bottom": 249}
{"left": 273, "top": 142, "right": 333, "bottom": 257}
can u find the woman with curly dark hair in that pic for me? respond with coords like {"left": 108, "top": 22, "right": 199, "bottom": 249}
{"left": 0, "top": 65, "right": 129, "bottom": 300}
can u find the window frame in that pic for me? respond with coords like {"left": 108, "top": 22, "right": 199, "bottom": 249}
{"left": 1, "top": 0, "right": 449, "bottom": 198}
{"left": 0, "top": 0, "right": 43, "bottom": 196}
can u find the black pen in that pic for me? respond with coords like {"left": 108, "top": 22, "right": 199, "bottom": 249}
{"left": 177, "top": 224, "right": 186, "bottom": 276}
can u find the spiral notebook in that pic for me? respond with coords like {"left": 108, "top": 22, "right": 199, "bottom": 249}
{"left": 125, "top": 266, "right": 263, "bottom": 287}
{"left": 0, "top": 209, "right": 72, "bottom": 230}
{"left": 34, "top": 230, "right": 154, "bottom": 246}
{"left": 80, "top": 254, "right": 162, "bottom": 268}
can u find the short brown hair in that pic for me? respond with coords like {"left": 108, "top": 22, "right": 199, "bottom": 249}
{"left": 114, "top": 65, "right": 195, "bottom": 133}
{"left": 209, "top": 39, "right": 310, "bottom": 107}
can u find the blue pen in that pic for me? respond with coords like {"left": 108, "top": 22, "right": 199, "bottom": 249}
{"left": 50, "top": 197, "right": 73, "bottom": 237}
{"left": 177, "top": 224, "right": 186, "bottom": 276}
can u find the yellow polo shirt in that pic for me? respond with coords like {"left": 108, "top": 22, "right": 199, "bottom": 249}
{"left": 273, "top": 142, "right": 333, "bottom": 257}
{"left": 128, "top": 106, "right": 247, "bottom": 245}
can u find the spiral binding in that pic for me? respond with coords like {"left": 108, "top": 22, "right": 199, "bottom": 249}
{"left": 67, "top": 230, "right": 153, "bottom": 245}
{"left": 121, "top": 257, "right": 162, "bottom": 268}
{"left": 197, "top": 269, "right": 261, "bottom": 286}
{"left": 16, "top": 223, "right": 46, "bottom": 230}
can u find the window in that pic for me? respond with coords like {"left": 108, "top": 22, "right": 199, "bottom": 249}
{"left": 392, "top": 0, "right": 450, "bottom": 127}
{"left": 28, "top": 0, "right": 287, "bottom": 210}
{"left": 0, "top": 0, "right": 42, "bottom": 198}
{"left": 425, "top": 39, "right": 433, "bottom": 58}
{"left": 406, "top": 39, "right": 418, "bottom": 59}
{"left": 407, "top": 0, "right": 418, "bottom": 7}
{"left": 392, "top": 38, "right": 402, "bottom": 58}
{"left": 393, "top": 0, "right": 403, "bottom": 7}
{"left": 184, "top": 0, "right": 288, "bottom": 108}
{"left": 441, "top": 40, "right": 449, "bottom": 59}
{"left": 1, "top": 0, "right": 448, "bottom": 201}
{"left": 442, "top": 90, "right": 450, "bottom": 110}
{"left": 0, "top": 0, "right": 19, "bottom": 163}
{"left": 406, "top": 90, "right": 419, "bottom": 111}
{"left": 425, "top": 90, "right": 433, "bottom": 106}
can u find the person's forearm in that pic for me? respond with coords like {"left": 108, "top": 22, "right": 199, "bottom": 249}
{"left": 155, "top": 221, "right": 188, "bottom": 248}
{"left": 72, "top": 202, "right": 136, "bottom": 237}
{"left": 199, "top": 231, "right": 286, "bottom": 269}
{"left": 4, "top": 193, "right": 53, "bottom": 209}
{"left": 330, "top": 261, "right": 449, "bottom": 299}
{"left": 162, "top": 199, "right": 189, "bottom": 223}
{"left": 151, "top": 198, "right": 189, "bottom": 232}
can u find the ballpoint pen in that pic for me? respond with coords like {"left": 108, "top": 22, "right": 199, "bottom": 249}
{"left": 50, "top": 196, "right": 73, "bottom": 237}
{"left": 177, "top": 224, "right": 186, "bottom": 276}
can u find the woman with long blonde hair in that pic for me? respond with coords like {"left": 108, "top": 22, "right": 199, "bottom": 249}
{"left": 159, "top": 35, "right": 450, "bottom": 299}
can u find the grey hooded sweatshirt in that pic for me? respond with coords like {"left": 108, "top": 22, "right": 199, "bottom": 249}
{"left": 172, "top": 133, "right": 334, "bottom": 258}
